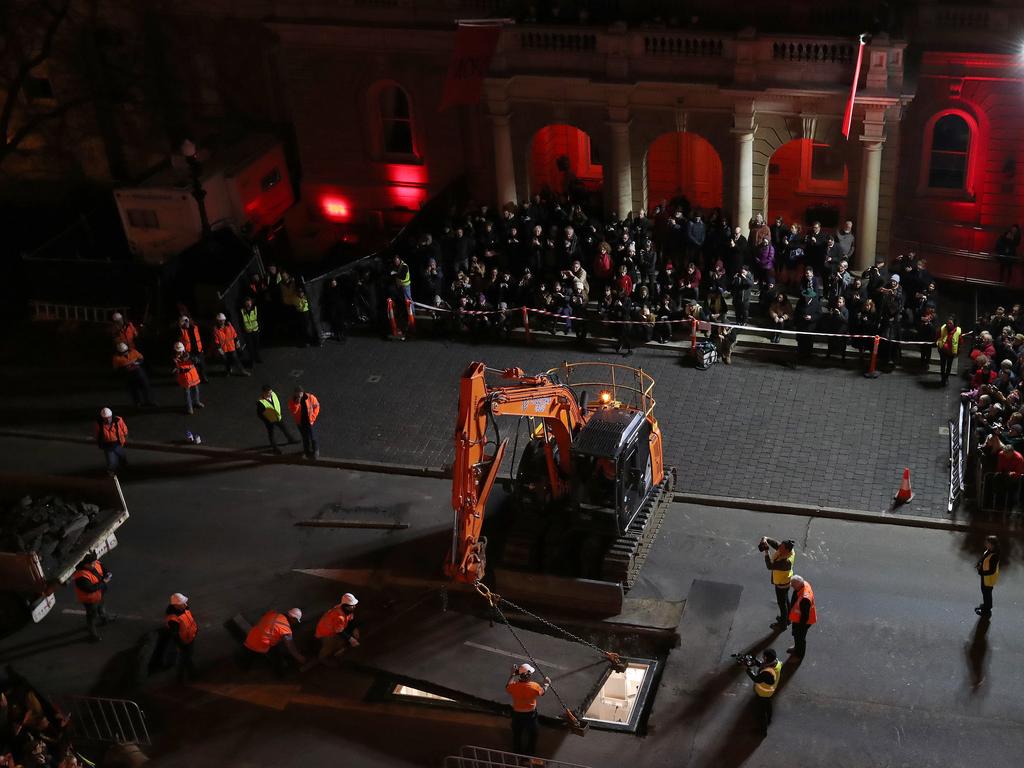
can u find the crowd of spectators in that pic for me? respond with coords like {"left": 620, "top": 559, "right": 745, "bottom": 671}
{"left": 319, "top": 191, "right": 940, "bottom": 368}
{"left": 0, "top": 668, "right": 80, "bottom": 768}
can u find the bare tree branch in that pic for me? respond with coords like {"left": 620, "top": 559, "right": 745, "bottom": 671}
{"left": 0, "top": 94, "right": 92, "bottom": 164}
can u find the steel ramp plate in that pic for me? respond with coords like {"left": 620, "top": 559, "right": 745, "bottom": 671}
{"left": 350, "top": 602, "right": 611, "bottom": 719}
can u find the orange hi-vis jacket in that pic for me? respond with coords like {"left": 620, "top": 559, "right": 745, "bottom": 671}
{"left": 788, "top": 581, "right": 817, "bottom": 625}
{"left": 167, "top": 609, "right": 198, "bottom": 644}
{"left": 506, "top": 680, "right": 545, "bottom": 712}
{"left": 244, "top": 611, "right": 292, "bottom": 653}
{"left": 113, "top": 322, "right": 138, "bottom": 349}
{"left": 315, "top": 605, "right": 352, "bottom": 639}
{"left": 174, "top": 355, "right": 200, "bottom": 388}
{"left": 289, "top": 393, "right": 320, "bottom": 426}
{"left": 213, "top": 323, "right": 239, "bottom": 353}
{"left": 179, "top": 325, "right": 203, "bottom": 354}
{"left": 113, "top": 348, "right": 144, "bottom": 372}
{"left": 72, "top": 561, "right": 106, "bottom": 605}
{"left": 95, "top": 416, "right": 128, "bottom": 447}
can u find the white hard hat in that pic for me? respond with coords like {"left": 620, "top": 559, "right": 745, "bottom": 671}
{"left": 111, "top": 312, "right": 123, "bottom": 322}
{"left": 174, "top": 342, "right": 185, "bottom": 352}
{"left": 179, "top": 316, "right": 189, "bottom": 327}
{"left": 99, "top": 407, "right": 113, "bottom": 419}
{"left": 341, "top": 593, "right": 358, "bottom": 606}
{"left": 215, "top": 312, "right": 226, "bottom": 321}
{"left": 286, "top": 607, "right": 302, "bottom": 622}
{"left": 790, "top": 574, "right": 805, "bottom": 588}
{"left": 116, "top": 342, "right": 129, "bottom": 353}
{"left": 170, "top": 593, "right": 188, "bottom": 606}
{"left": 517, "top": 663, "right": 535, "bottom": 676}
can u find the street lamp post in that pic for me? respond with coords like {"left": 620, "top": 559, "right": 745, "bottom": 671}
{"left": 180, "top": 139, "right": 211, "bottom": 239}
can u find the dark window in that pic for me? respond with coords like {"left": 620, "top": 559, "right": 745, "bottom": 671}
{"left": 810, "top": 144, "right": 844, "bottom": 181}
{"left": 380, "top": 86, "right": 415, "bottom": 155}
{"left": 928, "top": 114, "right": 970, "bottom": 189}
{"left": 260, "top": 167, "right": 281, "bottom": 192}
{"left": 25, "top": 76, "right": 54, "bottom": 100}
{"left": 126, "top": 209, "right": 159, "bottom": 229}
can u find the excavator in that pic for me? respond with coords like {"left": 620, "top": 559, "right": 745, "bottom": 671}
{"left": 445, "top": 361, "right": 675, "bottom": 596}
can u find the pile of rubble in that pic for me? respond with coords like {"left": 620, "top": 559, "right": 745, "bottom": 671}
{"left": 1, "top": 495, "right": 112, "bottom": 576}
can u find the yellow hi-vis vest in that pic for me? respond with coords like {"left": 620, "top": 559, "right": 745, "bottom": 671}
{"left": 242, "top": 306, "right": 259, "bottom": 333}
{"left": 754, "top": 660, "right": 783, "bottom": 698}
{"left": 937, "top": 325, "right": 962, "bottom": 354}
{"left": 259, "top": 391, "right": 282, "bottom": 423}
{"left": 771, "top": 550, "right": 795, "bottom": 587}
{"left": 981, "top": 552, "right": 1000, "bottom": 587}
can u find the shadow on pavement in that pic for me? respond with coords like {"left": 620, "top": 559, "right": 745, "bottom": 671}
{"left": 965, "top": 615, "right": 990, "bottom": 694}
{"left": 0, "top": 629, "right": 87, "bottom": 662}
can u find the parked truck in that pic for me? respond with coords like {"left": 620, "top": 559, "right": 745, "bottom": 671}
{"left": 0, "top": 472, "right": 129, "bottom": 628}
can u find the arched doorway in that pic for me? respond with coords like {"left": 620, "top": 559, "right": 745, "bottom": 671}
{"left": 646, "top": 131, "right": 723, "bottom": 212}
{"left": 530, "top": 124, "right": 603, "bottom": 202}
{"left": 766, "top": 139, "right": 849, "bottom": 228}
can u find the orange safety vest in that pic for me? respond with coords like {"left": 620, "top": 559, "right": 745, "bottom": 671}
{"left": 213, "top": 323, "right": 238, "bottom": 353}
{"left": 506, "top": 680, "right": 545, "bottom": 712}
{"left": 113, "top": 349, "right": 144, "bottom": 371}
{"left": 179, "top": 325, "right": 203, "bottom": 354}
{"left": 95, "top": 416, "right": 128, "bottom": 446}
{"left": 168, "top": 609, "right": 198, "bottom": 644}
{"left": 244, "top": 611, "right": 292, "bottom": 653}
{"left": 788, "top": 582, "right": 817, "bottom": 626}
{"left": 315, "top": 605, "right": 352, "bottom": 639}
{"left": 113, "top": 322, "right": 138, "bottom": 349}
{"left": 174, "top": 356, "right": 200, "bottom": 388}
{"left": 289, "top": 393, "right": 320, "bottom": 426}
{"left": 72, "top": 562, "right": 105, "bottom": 605}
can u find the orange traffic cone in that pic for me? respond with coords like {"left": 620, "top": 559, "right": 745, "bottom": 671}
{"left": 893, "top": 467, "right": 914, "bottom": 504}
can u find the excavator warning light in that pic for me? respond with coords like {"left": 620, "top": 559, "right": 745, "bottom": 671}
{"left": 599, "top": 391, "right": 612, "bottom": 404}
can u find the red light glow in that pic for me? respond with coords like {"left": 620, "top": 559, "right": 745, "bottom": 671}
{"left": 321, "top": 196, "right": 350, "bottom": 221}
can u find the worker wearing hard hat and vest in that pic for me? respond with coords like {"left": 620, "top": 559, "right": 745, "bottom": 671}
{"left": 505, "top": 662, "right": 550, "bottom": 755}
{"left": 243, "top": 608, "right": 306, "bottom": 673}
{"left": 72, "top": 552, "right": 113, "bottom": 641}
{"left": 212, "top": 313, "right": 251, "bottom": 377}
{"left": 112, "top": 342, "right": 155, "bottom": 407}
{"left": 240, "top": 296, "right": 263, "bottom": 365}
{"left": 177, "top": 315, "right": 209, "bottom": 383}
{"left": 163, "top": 593, "right": 199, "bottom": 682}
{"left": 314, "top": 593, "right": 360, "bottom": 665}
{"left": 787, "top": 575, "right": 817, "bottom": 658}
{"left": 256, "top": 384, "right": 298, "bottom": 455}
{"left": 747, "top": 648, "right": 782, "bottom": 736}
{"left": 759, "top": 536, "right": 795, "bottom": 628}
{"left": 110, "top": 311, "right": 139, "bottom": 350}
{"left": 172, "top": 342, "right": 204, "bottom": 415}
{"left": 95, "top": 407, "right": 128, "bottom": 475}
{"left": 289, "top": 385, "right": 320, "bottom": 460}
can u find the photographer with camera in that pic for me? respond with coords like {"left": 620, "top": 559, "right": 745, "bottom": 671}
{"left": 759, "top": 537, "right": 795, "bottom": 628}
{"left": 737, "top": 648, "right": 783, "bottom": 736}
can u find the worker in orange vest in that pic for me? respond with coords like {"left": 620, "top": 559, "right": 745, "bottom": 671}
{"left": 173, "top": 342, "right": 204, "bottom": 415}
{"left": 505, "top": 662, "right": 550, "bottom": 755}
{"left": 289, "top": 386, "right": 320, "bottom": 459}
{"left": 112, "top": 342, "right": 155, "bottom": 407}
{"left": 314, "top": 593, "right": 360, "bottom": 665}
{"left": 95, "top": 407, "right": 128, "bottom": 475}
{"left": 72, "top": 552, "right": 113, "bottom": 641}
{"left": 110, "top": 312, "right": 139, "bottom": 350}
{"left": 786, "top": 575, "right": 817, "bottom": 658}
{"left": 162, "top": 593, "right": 199, "bottom": 682}
{"left": 212, "top": 313, "right": 251, "bottom": 377}
{"left": 242, "top": 608, "right": 306, "bottom": 673}
{"left": 178, "top": 315, "right": 209, "bottom": 383}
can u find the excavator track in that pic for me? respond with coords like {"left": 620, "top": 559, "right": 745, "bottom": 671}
{"left": 600, "top": 467, "right": 677, "bottom": 589}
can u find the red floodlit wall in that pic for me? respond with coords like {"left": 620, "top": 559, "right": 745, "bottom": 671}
{"left": 766, "top": 139, "right": 849, "bottom": 228}
{"left": 530, "top": 124, "right": 603, "bottom": 196}
{"left": 646, "top": 131, "right": 723, "bottom": 212}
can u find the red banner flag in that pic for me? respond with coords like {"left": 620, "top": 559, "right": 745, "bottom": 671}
{"left": 440, "top": 22, "right": 502, "bottom": 111}
{"left": 841, "top": 36, "right": 867, "bottom": 140}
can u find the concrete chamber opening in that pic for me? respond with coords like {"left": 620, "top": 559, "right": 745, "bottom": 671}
{"left": 582, "top": 659, "right": 658, "bottom": 733}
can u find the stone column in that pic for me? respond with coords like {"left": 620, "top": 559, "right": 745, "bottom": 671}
{"left": 608, "top": 119, "right": 633, "bottom": 218}
{"left": 731, "top": 129, "right": 754, "bottom": 229}
{"left": 855, "top": 107, "right": 887, "bottom": 272}
{"left": 491, "top": 113, "right": 517, "bottom": 207}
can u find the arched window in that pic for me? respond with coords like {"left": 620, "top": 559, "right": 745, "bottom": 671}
{"left": 379, "top": 85, "right": 416, "bottom": 157}
{"left": 926, "top": 113, "right": 971, "bottom": 190}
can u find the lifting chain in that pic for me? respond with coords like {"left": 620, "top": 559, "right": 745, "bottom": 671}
{"left": 474, "top": 582, "right": 589, "bottom": 736}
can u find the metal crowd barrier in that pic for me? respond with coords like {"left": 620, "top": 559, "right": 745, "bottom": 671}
{"left": 975, "top": 470, "right": 1023, "bottom": 515}
{"left": 445, "top": 745, "right": 594, "bottom": 768}
{"left": 67, "top": 696, "right": 151, "bottom": 746}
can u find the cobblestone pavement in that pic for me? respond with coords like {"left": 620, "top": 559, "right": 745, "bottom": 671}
{"left": 4, "top": 330, "right": 957, "bottom": 517}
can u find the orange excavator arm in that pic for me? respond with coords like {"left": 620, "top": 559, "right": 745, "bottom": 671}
{"left": 445, "top": 362, "right": 585, "bottom": 584}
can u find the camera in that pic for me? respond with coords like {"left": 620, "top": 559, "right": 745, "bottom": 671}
{"left": 731, "top": 652, "right": 757, "bottom": 667}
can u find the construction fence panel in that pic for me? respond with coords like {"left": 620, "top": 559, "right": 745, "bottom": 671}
{"left": 216, "top": 250, "right": 266, "bottom": 335}
{"left": 67, "top": 696, "right": 150, "bottom": 746}
{"left": 445, "top": 745, "right": 594, "bottom": 768}
{"left": 948, "top": 399, "right": 969, "bottom": 512}
{"left": 975, "top": 470, "right": 1023, "bottom": 516}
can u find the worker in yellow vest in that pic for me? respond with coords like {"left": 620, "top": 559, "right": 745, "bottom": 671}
{"left": 256, "top": 384, "right": 298, "bottom": 455}
{"left": 976, "top": 535, "right": 1000, "bottom": 617}
{"left": 936, "top": 316, "right": 962, "bottom": 386}
{"left": 746, "top": 648, "right": 782, "bottom": 736}
{"left": 240, "top": 296, "right": 263, "bottom": 364}
{"left": 760, "top": 536, "right": 795, "bottom": 628}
